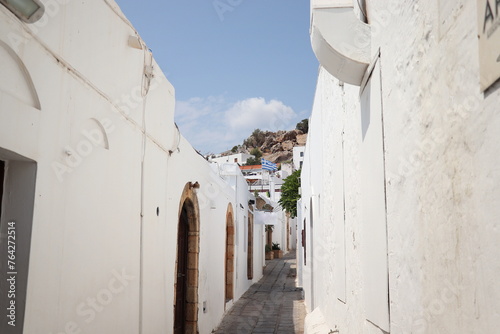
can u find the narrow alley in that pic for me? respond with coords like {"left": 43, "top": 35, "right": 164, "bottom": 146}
{"left": 214, "top": 252, "right": 306, "bottom": 334}
{"left": 2, "top": 1, "right": 500, "bottom": 333}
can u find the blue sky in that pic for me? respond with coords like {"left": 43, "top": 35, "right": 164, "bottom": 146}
{"left": 115, "top": 0, "right": 318, "bottom": 154}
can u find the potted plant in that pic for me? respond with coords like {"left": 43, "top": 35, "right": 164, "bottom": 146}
{"left": 272, "top": 243, "right": 283, "bottom": 259}
{"left": 265, "top": 244, "right": 274, "bottom": 260}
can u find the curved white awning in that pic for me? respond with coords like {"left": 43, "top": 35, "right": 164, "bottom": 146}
{"left": 310, "top": 3, "right": 371, "bottom": 85}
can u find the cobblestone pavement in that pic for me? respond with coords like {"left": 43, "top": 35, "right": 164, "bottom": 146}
{"left": 214, "top": 251, "right": 306, "bottom": 334}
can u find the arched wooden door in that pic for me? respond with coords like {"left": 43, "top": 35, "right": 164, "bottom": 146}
{"left": 225, "top": 204, "right": 234, "bottom": 306}
{"left": 174, "top": 183, "right": 200, "bottom": 334}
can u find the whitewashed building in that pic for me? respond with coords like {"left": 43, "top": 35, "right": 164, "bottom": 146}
{"left": 209, "top": 153, "right": 253, "bottom": 165}
{"left": 299, "top": 0, "right": 500, "bottom": 333}
{"left": 292, "top": 146, "right": 305, "bottom": 171}
{"left": 239, "top": 164, "right": 290, "bottom": 255}
{"left": 0, "top": 1, "right": 263, "bottom": 333}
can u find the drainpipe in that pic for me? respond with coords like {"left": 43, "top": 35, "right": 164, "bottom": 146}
{"left": 310, "top": 0, "right": 371, "bottom": 86}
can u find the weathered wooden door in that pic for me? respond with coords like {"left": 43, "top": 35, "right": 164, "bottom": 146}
{"left": 225, "top": 210, "right": 234, "bottom": 303}
{"left": 174, "top": 205, "right": 189, "bottom": 334}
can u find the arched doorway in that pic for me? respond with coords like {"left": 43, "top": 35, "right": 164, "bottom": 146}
{"left": 225, "top": 204, "right": 234, "bottom": 306}
{"left": 174, "top": 183, "right": 200, "bottom": 334}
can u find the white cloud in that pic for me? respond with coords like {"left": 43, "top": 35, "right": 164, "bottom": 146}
{"left": 225, "top": 97, "right": 296, "bottom": 132}
{"left": 175, "top": 96, "right": 226, "bottom": 125}
{"left": 175, "top": 96, "right": 299, "bottom": 154}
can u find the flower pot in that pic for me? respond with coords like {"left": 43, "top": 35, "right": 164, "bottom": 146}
{"left": 265, "top": 251, "right": 274, "bottom": 260}
{"left": 273, "top": 250, "right": 283, "bottom": 258}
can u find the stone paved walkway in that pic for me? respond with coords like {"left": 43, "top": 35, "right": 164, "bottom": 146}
{"left": 214, "top": 251, "right": 306, "bottom": 334}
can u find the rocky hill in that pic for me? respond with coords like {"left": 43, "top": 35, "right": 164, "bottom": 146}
{"left": 222, "top": 129, "right": 307, "bottom": 163}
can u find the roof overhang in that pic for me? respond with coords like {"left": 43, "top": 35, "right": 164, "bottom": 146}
{"left": 310, "top": 1, "right": 371, "bottom": 85}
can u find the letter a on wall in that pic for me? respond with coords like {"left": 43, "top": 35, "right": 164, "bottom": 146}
{"left": 478, "top": 0, "right": 500, "bottom": 91}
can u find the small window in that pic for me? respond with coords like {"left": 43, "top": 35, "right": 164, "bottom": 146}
{"left": 1, "top": 0, "right": 45, "bottom": 23}
{"left": 300, "top": 152, "right": 304, "bottom": 157}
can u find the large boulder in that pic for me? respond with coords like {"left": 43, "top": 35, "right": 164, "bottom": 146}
{"left": 282, "top": 130, "right": 299, "bottom": 142}
{"left": 264, "top": 151, "right": 293, "bottom": 163}
{"left": 261, "top": 135, "right": 278, "bottom": 153}
{"left": 281, "top": 141, "right": 294, "bottom": 151}
{"left": 274, "top": 151, "right": 293, "bottom": 163}
{"left": 297, "top": 134, "right": 308, "bottom": 146}
{"left": 271, "top": 143, "right": 282, "bottom": 153}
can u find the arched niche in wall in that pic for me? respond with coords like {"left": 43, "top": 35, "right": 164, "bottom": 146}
{"left": 0, "top": 40, "right": 41, "bottom": 109}
{"left": 80, "top": 118, "right": 111, "bottom": 150}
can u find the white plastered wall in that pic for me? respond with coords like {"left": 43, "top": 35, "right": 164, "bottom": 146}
{"left": 0, "top": 1, "right": 263, "bottom": 333}
{"left": 301, "top": 0, "right": 500, "bottom": 333}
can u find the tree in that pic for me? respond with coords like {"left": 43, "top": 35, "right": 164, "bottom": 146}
{"left": 278, "top": 169, "right": 301, "bottom": 218}
{"left": 250, "top": 148, "right": 262, "bottom": 159}
{"left": 244, "top": 148, "right": 263, "bottom": 166}
{"left": 243, "top": 129, "right": 269, "bottom": 148}
{"left": 251, "top": 129, "right": 267, "bottom": 147}
{"left": 245, "top": 157, "right": 260, "bottom": 165}
{"left": 296, "top": 119, "right": 309, "bottom": 133}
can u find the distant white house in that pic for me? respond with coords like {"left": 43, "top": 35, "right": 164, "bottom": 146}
{"left": 237, "top": 163, "right": 294, "bottom": 254}
{"left": 293, "top": 146, "right": 305, "bottom": 170}
{"left": 209, "top": 153, "right": 253, "bottom": 165}
{"left": 239, "top": 165, "right": 285, "bottom": 200}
